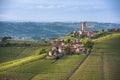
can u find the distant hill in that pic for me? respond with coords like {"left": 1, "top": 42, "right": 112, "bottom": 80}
{"left": 0, "top": 22, "right": 120, "bottom": 40}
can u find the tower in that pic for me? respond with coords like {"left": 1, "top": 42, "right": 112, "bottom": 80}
{"left": 82, "top": 22, "right": 86, "bottom": 31}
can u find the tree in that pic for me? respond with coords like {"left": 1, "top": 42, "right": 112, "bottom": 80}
{"left": 81, "top": 38, "right": 94, "bottom": 53}
{"left": 81, "top": 38, "right": 94, "bottom": 49}
{"left": 108, "top": 28, "right": 111, "bottom": 32}
{"left": 99, "top": 29, "right": 104, "bottom": 33}
{"left": 39, "top": 48, "right": 46, "bottom": 54}
{"left": 1, "top": 36, "right": 11, "bottom": 42}
{"left": 35, "top": 48, "right": 46, "bottom": 55}
{"left": 102, "top": 29, "right": 104, "bottom": 32}
{"left": 65, "top": 38, "right": 71, "bottom": 44}
{"left": 64, "top": 46, "right": 71, "bottom": 54}
{"left": 1, "top": 36, "right": 12, "bottom": 46}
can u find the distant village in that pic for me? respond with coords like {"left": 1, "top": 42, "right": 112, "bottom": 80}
{"left": 47, "top": 22, "right": 120, "bottom": 59}
{"left": 47, "top": 22, "right": 96, "bottom": 59}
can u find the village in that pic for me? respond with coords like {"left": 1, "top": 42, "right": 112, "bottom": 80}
{"left": 47, "top": 22, "right": 96, "bottom": 59}
{"left": 47, "top": 22, "right": 120, "bottom": 60}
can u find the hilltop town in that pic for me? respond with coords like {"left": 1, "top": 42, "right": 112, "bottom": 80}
{"left": 46, "top": 22, "right": 120, "bottom": 59}
{"left": 47, "top": 22, "right": 95, "bottom": 59}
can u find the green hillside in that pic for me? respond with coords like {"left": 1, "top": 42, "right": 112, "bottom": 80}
{"left": 0, "top": 55, "right": 85, "bottom": 80}
{"left": 0, "top": 47, "right": 41, "bottom": 63}
{"left": 0, "top": 39, "right": 50, "bottom": 63}
{"left": 70, "top": 33, "right": 120, "bottom": 80}
{"left": 0, "top": 32, "right": 120, "bottom": 80}
{"left": 0, "top": 47, "right": 25, "bottom": 63}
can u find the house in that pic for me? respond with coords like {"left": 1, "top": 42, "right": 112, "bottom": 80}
{"left": 48, "top": 51, "right": 53, "bottom": 56}
{"left": 109, "top": 28, "right": 120, "bottom": 32}
{"left": 75, "top": 47, "right": 86, "bottom": 54}
{"left": 58, "top": 47, "right": 65, "bottom": 55}
{"left": 87, "top": 31, "right": 95, "bottom": 37}
{"left": 48, "top": 39, "right": 87, "bottom": 58}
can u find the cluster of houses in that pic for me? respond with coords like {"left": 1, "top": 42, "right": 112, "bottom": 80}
{"left": 108, "top": 28, "right": 120, "bottom": 32}
{"left": 72, "top": 30, "right": 96, "bottom": 37}
{"left": 48, "top": 39, "right": 86, "bottom": 58}
{"left": 72, "top": 22, "right": 97, "bottom": 37}
{"left": 47, "top": 22, "right": 94, "bottom": 59}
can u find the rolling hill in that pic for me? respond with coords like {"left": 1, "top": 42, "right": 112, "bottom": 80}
{"left": 0, "top": 22, "right": 120, "bottom": 40}
{"left": 0, "top": 32, "right": 120, "bottom": 80}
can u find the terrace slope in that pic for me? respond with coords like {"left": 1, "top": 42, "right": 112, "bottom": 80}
{"left": 70, "top": 33, "right": 120, "bottom": 80}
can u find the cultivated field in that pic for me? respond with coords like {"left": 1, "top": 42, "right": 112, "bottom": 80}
{"left": 0, "top": 33, "right": 120, "bottom": 80}
{"left": 0, "top": 47, "right": 41, "bottom": 63}
{"left": 70, "top": 33, "right": 120, "bottom": 80}
{"left": 0, "top": 55, "right": 85, "bottom": 80}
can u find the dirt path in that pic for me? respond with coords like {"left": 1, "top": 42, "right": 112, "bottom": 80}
{"left": 65, "top": 52, "right": 92, "bottom": 80}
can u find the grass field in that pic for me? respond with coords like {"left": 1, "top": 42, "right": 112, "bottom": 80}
{"left": 70, "top": 33, "right": 120, "bottom": 80}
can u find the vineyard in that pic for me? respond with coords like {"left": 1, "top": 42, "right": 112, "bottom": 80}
{"left": 0, "top": 33, "right": 120, "bottom": 80}
{"left": 70, "top": 33, "right": 120, "bottom": 80}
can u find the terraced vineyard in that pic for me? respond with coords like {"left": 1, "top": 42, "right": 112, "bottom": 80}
{"left": 0, "top": 47, "right": 40, "bottom": 63}
{"left": 0, "top": 55, "right": 86, "bottom": 80}
{"left": 0, "top": 47, "right": 25, "bottom": 63}
{"left": 70, "top": 33, "right": 120, "bottom": 80}
{"left": 0, "top": 33, "right": 120, "bottom": 80}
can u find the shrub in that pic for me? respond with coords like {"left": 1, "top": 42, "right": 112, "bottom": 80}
{"left": 35, "top": 48, "right": 46, "bottom": 55}
{"left": 81, "top": 38, "right": 94, "bottom": 49}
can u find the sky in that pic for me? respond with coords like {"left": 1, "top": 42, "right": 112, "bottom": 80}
{"left": 0, "top": 0, "right": 120, "bottom": 23}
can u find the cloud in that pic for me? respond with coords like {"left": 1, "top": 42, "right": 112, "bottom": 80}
{"left": 0, "top": 14, "right": 4, "bottom": 17}
{"left": 0, "top": 0, "right": 119, "bottom": 23}
{"left": 0, "top": 14, "right": 18, "bottom": 20}
{"left": 36, "top": 4, "right": 65, "bottom": 9}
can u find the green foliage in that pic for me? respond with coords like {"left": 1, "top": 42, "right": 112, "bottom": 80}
{"left": 64, "top": 46, "right": 71, "bottom": 54}
{"left": 64, "top": 38, "right": 73, "bottom": 44}
{"left": 108, "top": 28, "right": 111, "bottom": 32}
{"left": 1, "top": 36, "right": 11, "bottom": 42}
{"left": 81, "top": 38, "right": 94, "bottom": 49}
{"left": 92, "top": 32, "right": 105, "bottom": 39}
{"left": 91, "top": 29, "right": 106, "bottom": 39}
{"left": 0, "top": 36, "right": 12, "bottom": 46}
{"left": 98, "top": 29, "right": 104, "bottom": 33}
{"left": 65, "top": 38, "right": 71, "bottom": 44}
{"left": 80, "top": 34, "right": 87, "bottom": 38}
{"left": 0, "top": 39, "right": 50, "bottom": 47}
{"left": 35, "top": 48, "right": 46, "bottom": 55}
{"left": 39, "top": 48, "right": 46, "bottom": 54}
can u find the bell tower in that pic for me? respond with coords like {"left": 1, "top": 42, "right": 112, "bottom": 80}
{"left": 82, "top": 22, "right": 86, "bottom": 31}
